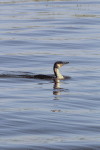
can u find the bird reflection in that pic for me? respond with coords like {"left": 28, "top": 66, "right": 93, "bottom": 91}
{"left": 53, "top": 78, "right": 69, "bottom": 99}
{"left": 53, "top": 78, "right": 60, "bottom": 89}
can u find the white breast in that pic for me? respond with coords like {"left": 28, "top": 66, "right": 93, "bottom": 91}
{"left": 55, "top": 68, "right": 64, "bottom": 79}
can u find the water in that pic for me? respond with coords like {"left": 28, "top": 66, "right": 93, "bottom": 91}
{"left": 0, "top": 0, "right": 100, "bottom": 149}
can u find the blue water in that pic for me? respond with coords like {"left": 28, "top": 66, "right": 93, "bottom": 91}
{"left": 0, "top": 0, "right": 100, "bottom": 150}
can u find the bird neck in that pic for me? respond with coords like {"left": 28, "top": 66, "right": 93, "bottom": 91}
{"left": 54, "top": 68, "right": 64, "bottom": 79}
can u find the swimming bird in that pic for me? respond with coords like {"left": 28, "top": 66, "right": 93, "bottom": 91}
{"left": 33, "top": 61, "right": 70, "bottom": 80}
{"left": 0, "top": 61, "right": 70, "bottom": 80}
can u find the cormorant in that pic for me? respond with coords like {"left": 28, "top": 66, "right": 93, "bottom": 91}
{"left": 34, "top": 61, "right": 69, "bottom": 80}
{"left": 0, "top": 61, "right": 70, "bottom": 80}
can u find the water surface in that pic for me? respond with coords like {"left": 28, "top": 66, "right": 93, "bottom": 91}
{"left": 0, "top": 0, "right": 100, "bottom": 150}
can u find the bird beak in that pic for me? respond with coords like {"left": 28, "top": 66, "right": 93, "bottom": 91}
{"left": 63, "top": 62, "right": 70, "bottom": 65}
